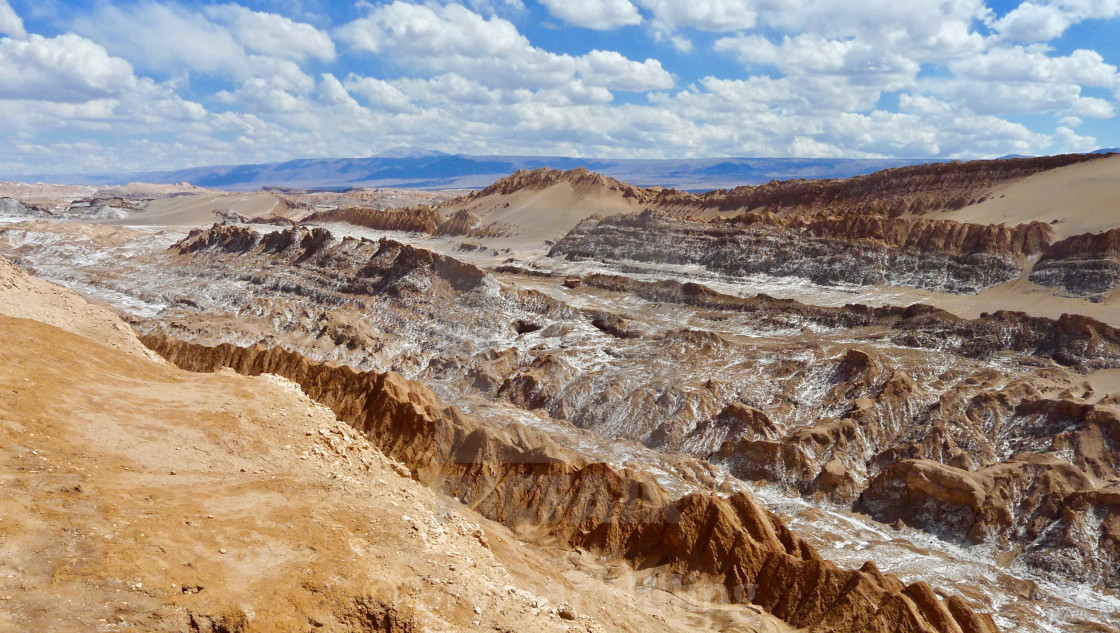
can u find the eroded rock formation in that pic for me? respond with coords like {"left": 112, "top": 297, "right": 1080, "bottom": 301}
{"left": 143, "top": 334, "right": 999, "bottom": 633}
{"left": 551, "top": 210, "right": 1051, "bottom": 293}
{"left": 1030, "top": 227, "right": 1120, "bottom": 296}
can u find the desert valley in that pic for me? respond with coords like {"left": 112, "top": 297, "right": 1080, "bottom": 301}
{"left": 1, "top": 152, "right": 1120, "bottom": 632}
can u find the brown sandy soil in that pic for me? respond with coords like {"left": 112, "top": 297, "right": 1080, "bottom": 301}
{"left": 116, "top": 192, "right": 298, "bottom": 226}
{"left": 441, "top": 169, "right": 644, "bottom": 243}
{"left": 0, "top": 255, "right": 154, "bottom": 358}
{"left": 933, "top": 154, "right": 1120, "bottom": 239}
{"left": 0, "top": 265, "right": 787, "bottom": 632}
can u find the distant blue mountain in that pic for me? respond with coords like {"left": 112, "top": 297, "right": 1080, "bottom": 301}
{"left": 1092, "top": 148, "right": 1120, "bottom": 154}
{"left": 15, "top": 152, "right": 946, "bottom": 192}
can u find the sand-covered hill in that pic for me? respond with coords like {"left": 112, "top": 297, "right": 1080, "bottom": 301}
{"left": 116, "top": 191, "right": 311, "bottom": 226}
{"left": 935, "top": 154, "right": 1120, "bottom": 239}
{"left": 436, "top": 167, "right": 648, "bottom": 242}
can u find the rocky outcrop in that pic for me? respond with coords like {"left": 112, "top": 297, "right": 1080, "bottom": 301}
{"left": 433, "top": 208, "right": 508, "bottom": 238}
{"left": 551, "top": 210, "right": 1051, "bottom": 294}
{"left": 858, "top": 399, "right": 1120, "bottom": 586}
{"left": 306, "top": 205, "right": 444, "bottom": 233}
{"left": 305, "top": 205, "right": 508, "bottom": 238}
{"left": 213, "top": 209, "right": 297, "bottom": 225}
{"left": 0, "top": 197, "right": 48, "bottom": 218}
{"left": 142, "top": 334, "right": 999, "bottom": 633}
{"left": 1030, "top": 228, "right": 1120, "bottom": 296}
{"left": 175, "top": 224, "right": 491, "bottom": 297}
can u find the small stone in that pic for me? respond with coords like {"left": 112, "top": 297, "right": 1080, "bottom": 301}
{"left": 219, "top": 548, "right": 227, "bottom": 554}
{"left": 474, "top": 606, "right": 481, "bottom": 614}
{"left": 558, "top": 603, "right": 576, "bottom": 620}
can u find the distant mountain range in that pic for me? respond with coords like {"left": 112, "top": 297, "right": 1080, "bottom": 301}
{"left": 14, "top": 148, "right": 1117, "bottom": 192}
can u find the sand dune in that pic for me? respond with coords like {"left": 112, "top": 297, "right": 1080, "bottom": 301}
{"left": 441, "top": 169, "right": 644, "bottom": 242}
{"left": 937, "top": 154, "right": 1120, "bottom": 239}
{"left": 115, "top": 191, "right": 295, "bottom": 226}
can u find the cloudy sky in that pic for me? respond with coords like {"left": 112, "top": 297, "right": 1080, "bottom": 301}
{"left": 1, "top": 0, "right": 1119, "bottom": 175}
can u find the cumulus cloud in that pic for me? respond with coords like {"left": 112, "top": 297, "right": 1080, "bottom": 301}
{"left": 204, "top": 4, "right": 336, "bottom": 62}
{"left": 637, "top": 0, "right": 757, "bottom": 32}
{"left": 345, "top": 74, "right": 416, "bottom": 113}
{"left": 538, "top": 0, "right": 642, "bottom": 29}
{"left": 993, "top": 0, "right": 1120, "bottom": 42}
{"left": 72, "top": 2, "right": 331, "bottom": 82}
{"left": 715, "top": 33, "right": 920, "bottom": 91}
{"left": 0, "top": 0, "right": 25, "bottom": 39}
{"left": 337, "top": 2, "right": 673, "bottom": 91}
{"left": 0, "top": 34, "right": 137, "bottom": 102}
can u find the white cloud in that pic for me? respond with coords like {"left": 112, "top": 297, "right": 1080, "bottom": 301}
{"left": 345, "top": 74, "right": 416, "bottom": 113}
{"left": 204, "top": 5, "right": 336, "bottom": 62}
{"left": 993, "top": 0, "right": 1120, "bottom": 42}
{"left": 0, "top": 34, "right": 137, "bottom": 102}
{"left": 952, "top": 46, "right": 1120, "bottom": 88}
{"left": 577, "top": 50, "right": 674, "bottom": 90}
{"left": 73, "top": 3, "right": 246, "bottom": 76}
{"left": 669, "top": 35, "right": 692, "bottom": 53}
{"left": 926, "top": 45, "right": 1120, "bottom": 116}
{"left": 71, "top": 2, "right": 327, "bottom": 86}
{"left": 337, "top": 2, "right": 672, "bottom": 91}
{"left": 1052, "top": 124, "right": 1097, "bottom": 152}
{"left": 637, "top": 0, "right": 757, "bottom": 32}
{"left": 991, "top": 2, "right": 1073, "bottom": 41}
{"left": 0, "top": 0, "right": 25, "bottom": 39}
{"left": 715, "top": 33, "right": 919, "bottom": 91}
{"left": 538, "top": 0, "right": 642, "bottom": 29}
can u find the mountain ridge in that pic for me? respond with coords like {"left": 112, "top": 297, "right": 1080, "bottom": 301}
{"left": 14, "top": 152, "right": 947, "bottom": 192}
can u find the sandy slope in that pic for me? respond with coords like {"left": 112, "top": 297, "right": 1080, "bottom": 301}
{"left": 935, "top": 154, "right": 1120, "bottom": 239}
{"left": 116, "top": 192, "right": 292, "bottom": 226}
{"left": 448, "top": 180, "right": 642, "bottom": 243}
{"left": 0, "top": 256, "right": 154, "bottom": 358}
{"left": 0, "top": 261, "right": 785, "bottom": 632}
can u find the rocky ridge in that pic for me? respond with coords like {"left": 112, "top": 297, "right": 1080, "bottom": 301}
{"left": 640, "top": 153, "right": 1110, "bottom": 217}
{"left": 550, "top": 209, "right": 1053, "bottom": 294}
{"left": 306, "top": 205, "right": 507, "bottom": 237}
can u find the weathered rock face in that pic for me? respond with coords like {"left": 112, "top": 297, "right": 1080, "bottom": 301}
{"left": 856, "top": 396, "right": 1120, "bottom": 584}
{"left": 305, "top": 205, "right": 444, "bottom": 233}
{"left": 143, "top": 334, "right": 999, "bottom": 633}
{"left": 550, "top": 210, "right": 1051, "bottom": 294}
{"left": 0, "top": 197, "right": 48, "bottom": 218}
{"left": 1030, "top": 228, "right": 1120, "bottom": 296}
{"left": 305, "top": 205, "right": 508, "bottom": 237}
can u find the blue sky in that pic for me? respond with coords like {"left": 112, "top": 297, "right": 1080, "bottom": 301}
{"left": 1, "top": 0, "right": 1119, "bottom": 175}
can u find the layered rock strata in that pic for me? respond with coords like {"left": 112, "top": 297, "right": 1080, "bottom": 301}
{"left": 1030, "top": 227, "right": 1120, "bottom": 296}
{"left": 550, "top": 210, "right": 1051, "bottom": 293}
